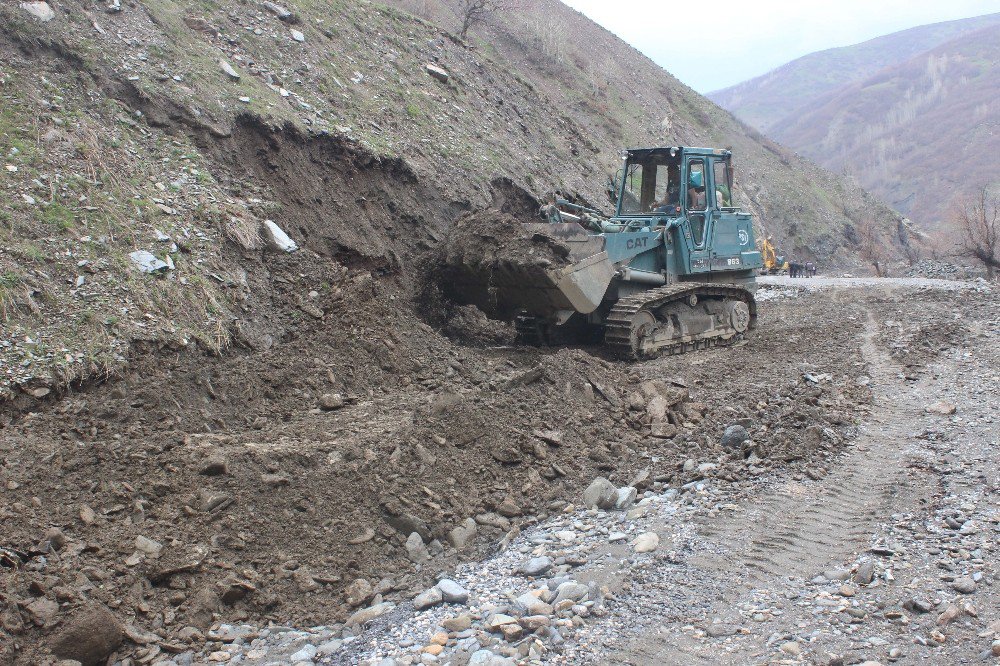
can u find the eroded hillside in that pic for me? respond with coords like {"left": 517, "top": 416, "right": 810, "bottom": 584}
{"left": 0, "top": 0, "right": 907, "bottom": 404}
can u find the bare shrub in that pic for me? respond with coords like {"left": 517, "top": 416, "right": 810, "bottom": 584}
{"left": 459, "top": 0, "right": 516, "bottom": 40}
{"left": 857, "top": 216, "right": 887, "bottom": 277}
{"left": 952, "top": 186, "right": 999, "bottom": 280}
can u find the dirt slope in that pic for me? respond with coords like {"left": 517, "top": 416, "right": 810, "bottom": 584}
{"left": 0, "top": 0, "right": 911, "bottom": 403}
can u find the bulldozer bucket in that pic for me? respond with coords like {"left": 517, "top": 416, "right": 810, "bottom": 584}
{"left": 438, "top": 222, "right": 614, "bottom": 321}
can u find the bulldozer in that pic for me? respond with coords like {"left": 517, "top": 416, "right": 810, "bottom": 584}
{"left": 440, "top": 146, "right": 763, "bottom": 358}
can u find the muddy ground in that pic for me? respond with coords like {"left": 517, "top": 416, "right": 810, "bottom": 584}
{"left": 5, "top": 277, "right": 988, "bottom": 665}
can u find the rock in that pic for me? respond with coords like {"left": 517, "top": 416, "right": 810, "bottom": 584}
{"left": 219, "top": 60, "right": 241, "bottom": 81}
{"left": 496, "top": 497, "right": 521, "bottom": 518}
{"left": 44, "top": 527, "right": 67, "bottom": 550}
{"left": 706, "top": 623, "right": 737, "bottom": 637}
{"left": 425, "top": 64, "right": 450, "bottom": 83}
{"left": 474, "top": 512, "right": 510, "bottom": 530}
{"left": 50, "top": 603, "right": 123, "bottom": 666}
{"left": 614, "top": 486, "right": 637, "bottom": 510}
{"left": 448, "top": 518, "right": 477, "bottom": 550}
{"left": 135, "top": 535, "right": 163, "bottom": 556}
{"left": 199, "top": 457, "right": 228, "bottom": 476}
{"left": 316, "top": 639, "right": 343, "bottom": 657}
{"left": 436, "top": 579, "right": 468, "bottom": 604}
{"left": 650, "top": 422, "right": 678, "bottom": 438}
{"left": 646, "top": 395, "right": 669, "bottom": 422}
{"left": 414, "top": 586, "right": 443, "bottom": 610}
{"left": 290, "top": 644, "right": 317, "bottom": 662}
{"left": 553, "top": 582, "right": 589, "bottom": 604}
{"left": 290, "top": 28, "right": 305, "bottom": 42}
{"left": 533, "top": 429, "right": 563, "bottom": 446}
{"left": 721, "top": 424, "right": 749, "bottom": 449}
{"left": 853, "top": 561, "right": 875, "bottom": 585}
{"left": 823, "top": 568, "right": 852, "bottom": 581}
{"left": 186, "top": 587, "right": 219, "bottom": 629}
{"left": 487, "top": 614, "right": 519, "bottom": 630}
{"left": 520, "top": 614, "right": 551, "bottom": 631}
{"left": 515, "top": 592, "right": 552, "bottom": 616}
{"left": 319, "top": 393, "right": 344, "bottom": 410}
{"left": 838, "top": 584, "right": 857, "bottom": 597}
{"left": 903, "top": 597, "right": 933, "bottom": 613}
{"left": 519, "top": 556, "right": 553, "bottom": 577}
{"left": 261, "top": 472, "right": 290, "bottom": 487}
{"left": 20, "top": 1, "right": 55, "bottom": 21}
{"left": 123, "top": 624, "right": 160, "bottom": 645}
{"left": 260, "top": 219, "right": 297, "bottom": 252}
{"left": 925, "top": 401, "right": 956, "bottom": 415}
{"left": 779, "top": 641, "right": 801, "bottom": 656}
{"left": 632, "top": 532, "right": 659, "bottom": 553}
{"left": 26, "top": 598, "right": 60, "bottom": 626}
{"left": 952, "top": 577, "right": 976, "bottom": 594}
{"left": 345, "top": 578, "right": 373, "bottom": 607}
{"left": 79, "top": 504, "right": 96, "bottom": 525}
{"left": 442, "top": 614, "right": 472, "bottom": 632}
{"left": 405, "top": 532, "right": 429, "bottom": 563}
{"left": 582, "top": 477, "right": 617, "bottom": 510}
{"left": 468, "top": 650, "right": 516, "bottom": 666}
{"left": 630, "top": 468, "right": 651, "bottom": 489}
{"left": 262, "top": 1, "right": 293, "bottom": 20}
{"left": 129, "top": 250, "right": 169, "bottom": 274}
{"left": 936, "top": 604, "right": 961, "bottom": 626}
{"left": 347, "top": 602, "right": 394, "bottom": 626}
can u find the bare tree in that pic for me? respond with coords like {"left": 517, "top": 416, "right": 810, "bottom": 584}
{"left": 857, "top": 215, "right": 887, "bottom": 277}
{"left": 459, "top": 0, "right": 513, "bottom": 40}
{"left": 953, "top": 186, "right": 999, "bottom": 280}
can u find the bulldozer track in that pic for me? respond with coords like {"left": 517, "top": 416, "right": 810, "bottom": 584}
{"left": 604, "top": 283, "right": 757, "bottom": 359}
{"left": 692, "top": 309, "right": 922, "bottom": 588}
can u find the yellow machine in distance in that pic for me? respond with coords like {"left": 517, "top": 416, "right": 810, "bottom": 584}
{"left": 759, "top": 237, "right": 788, "bottom": 274}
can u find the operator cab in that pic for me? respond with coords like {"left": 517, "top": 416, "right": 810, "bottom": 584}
{"left": 617, "top": 147, "right": 737, "bottom": 220}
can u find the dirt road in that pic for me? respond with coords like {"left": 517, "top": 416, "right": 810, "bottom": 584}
{"left": 601, "top": 281, "right": 1000, "bottom": 664}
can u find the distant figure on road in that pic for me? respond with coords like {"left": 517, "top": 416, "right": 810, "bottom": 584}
{"left": 789, "top": 262, "right": 801, "bottom": 278}
{"left": 805, "top": 261, "right": 816, "bottom": 277}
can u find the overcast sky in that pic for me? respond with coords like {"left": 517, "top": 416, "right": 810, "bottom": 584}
{"left": 560, "top": 0, "right": 1000, "bottom": 93}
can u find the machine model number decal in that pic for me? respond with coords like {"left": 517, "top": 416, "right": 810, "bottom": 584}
{"left": 626, "top": 237, "right": 649, "bottom": 250}
{"left": 738, "top": 230, "right": 749, "bottom": 246}
{"left": 726, "top": 257, "right": 741, "bottom": 266}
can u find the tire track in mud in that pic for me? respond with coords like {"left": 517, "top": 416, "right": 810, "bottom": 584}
{"left": 607, "top": 305, "right": 930, "bottom": 664}
{"left": 694, "top": 308, "right": 920, "bottom": 587}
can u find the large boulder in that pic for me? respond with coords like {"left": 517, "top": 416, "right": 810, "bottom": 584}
{"left": 49, "top": 603, "right": 123, "bottom": 666}
{"left": 720, "top": 424, "right": 749, "bottom": 449}
{"left": 582, "top": 477, "right": 617, "bottom": 510}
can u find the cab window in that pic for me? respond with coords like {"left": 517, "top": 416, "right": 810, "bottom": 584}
{"left": 713, "top": 159, "right": 734, "bottom": 208}
{"left": 686, "top": 159, "right": 707, "bottom": 211}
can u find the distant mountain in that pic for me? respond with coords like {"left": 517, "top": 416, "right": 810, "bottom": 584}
{"left": 709, "top": 13, "right": 1000, "bottom": 133}
{"left": 710, "top": 14, "right": 1000, "bottom": 226}
{"left": 770, "top": 23, "right": 1000, "bottom": 225}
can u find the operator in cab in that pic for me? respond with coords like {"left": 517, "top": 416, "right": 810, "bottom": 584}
{"left": 650, "top": 163, "right": 681, "bottom": 213}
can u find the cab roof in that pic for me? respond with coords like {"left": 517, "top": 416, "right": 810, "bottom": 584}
{"left": 625, "top": 146, "right": 731, "bottom": 158}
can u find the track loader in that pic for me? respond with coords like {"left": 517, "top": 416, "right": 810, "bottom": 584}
{"left": 442, "top": 147, "right": 764, "bottom": 358}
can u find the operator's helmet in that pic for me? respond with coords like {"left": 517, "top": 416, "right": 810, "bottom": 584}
{"left": 689, "top": 170, "right": 703, "bottom": 188}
